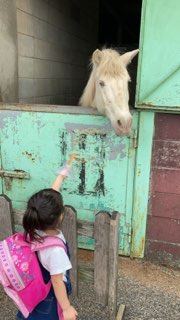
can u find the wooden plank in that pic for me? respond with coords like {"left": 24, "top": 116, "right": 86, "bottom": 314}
{"left": 13, "top": 208, "right": 24, "bottom": 225}
{"left": 108, "top": 212, "right": 119, "bottom": 320}
{"left": 0, "top": 195, "right": 14, "bottom": 239}
{"left": 0, "top": 103, "right": 100, "bottom": 115}
{"left": 116, "top": 304, "right": 126, "bottom": 320}
{"left": 78, "top": 265, "right": 94, "bottom": 284}
{"left": 61, "top": 206, "right": 78, "bottom": 296}
{"left": 77, "top": 219, "right": 94, "bottom": 238}
{"left": 13, "top": 210, "right": 95, "bottom": 237}
{"left": 131, "top": 111, "right": 155, "bottom": 258}
{"left": 94, "top": 211, "right": 110, "bottom": 305}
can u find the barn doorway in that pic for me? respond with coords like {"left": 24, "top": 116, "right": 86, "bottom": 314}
{"left": 98, "top": 0, "right": 142, "bottom": 48}
{"left": 98, "top": 0, "right": 142, "bottom": 107}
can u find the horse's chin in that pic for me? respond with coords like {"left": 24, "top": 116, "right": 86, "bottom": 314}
{"left": 112, "top": 124, "right": 132, "bottom": 136}
{"left": 115, "top": 129, "right": 131, "bottom": 136}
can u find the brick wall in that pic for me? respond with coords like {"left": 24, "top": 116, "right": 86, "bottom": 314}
{"left": 16, "top": 0, "right": 99, "bottom": 104}
{"left": 146, "top": 113, "right": 180, "bottom": 267}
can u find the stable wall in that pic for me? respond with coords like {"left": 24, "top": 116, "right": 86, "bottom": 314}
{"left": 16, "top": 0, "right": 99, "bottom": 104}
{"left": 0, "top": 0, "right": 18, "bottom": 102}
{"left": 146, "top": 113, "right": 180, "bottom": 267}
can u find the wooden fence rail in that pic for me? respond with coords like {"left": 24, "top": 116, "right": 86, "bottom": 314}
{"left": 0, "top": 195, "right": 125, "bottom": 320}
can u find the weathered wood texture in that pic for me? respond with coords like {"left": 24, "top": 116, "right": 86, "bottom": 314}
{"left": 61, "top": 206, "right": 78, "bottom": 296}
{"left": 94, "top": 211, "right": 110, "bottom": 305}
{"left": 116, "top": 304, "right": 126, "bottom": 320}
{"left": 0, "top": 195, "right": 14, "bottom": 239}
{"left": 78, "top": 265, "right": 94, "bottom": 283}
{"left": 147, "top": 113, "right": 180, "bottom": 264}
{"left": 108, "top": 212, "right": 119, "bottom": 320}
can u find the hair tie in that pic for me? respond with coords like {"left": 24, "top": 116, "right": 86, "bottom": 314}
{"left": 31, "top": 206, "right": 38, "bottom": 214}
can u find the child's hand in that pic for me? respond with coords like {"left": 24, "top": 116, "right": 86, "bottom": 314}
{"left": 56, "top": 164, "right": 70, "bottom": 178}
{"left": 51, "top": 165, "right": 70, "bottom": 191}
{"left": 63, "top": 305, "right": 78, "bottom": 320}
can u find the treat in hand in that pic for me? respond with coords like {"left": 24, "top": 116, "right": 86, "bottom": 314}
{"left": 56, "top": 153, "right": 76, "bottom": 177}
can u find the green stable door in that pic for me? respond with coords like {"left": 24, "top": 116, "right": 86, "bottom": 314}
{"left": 136, "top": 0, "right": 180, "bottom": 112}
{"left": 0, "top": 106, "right": 139, "bottom": 256}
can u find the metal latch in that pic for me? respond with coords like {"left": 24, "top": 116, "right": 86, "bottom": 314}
{"left": 0, "top": 170, "right": 30, "bottom": 179}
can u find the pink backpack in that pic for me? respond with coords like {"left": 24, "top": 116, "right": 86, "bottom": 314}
{"left": 0, "top": 233, "right": 66, "bottom": 319}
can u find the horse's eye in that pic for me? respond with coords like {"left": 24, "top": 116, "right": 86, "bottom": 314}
{"left": 99, "top": 80, "right": 105, "bottom": 87}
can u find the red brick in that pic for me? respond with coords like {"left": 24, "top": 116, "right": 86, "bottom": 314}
{"left": 155, "top": 114, "right": 180, "bottom": 140}
{"left": 150, "top": 192, "right": 180, "bottom": 219}
{"left": 152, "top": 140, "right": 180, "bottom": 169}
{"left": 146, "top": 240, "right": 180, "bottom": 258}
{"left": 147, "top": 216, "right": 180, "bottom": 243}
{"left": 151, "top": 168, "right": 180, "bottom": 194}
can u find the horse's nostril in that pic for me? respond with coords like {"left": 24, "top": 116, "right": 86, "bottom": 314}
{"left": 117, "top": 120, "right": 122, "bottom": 127}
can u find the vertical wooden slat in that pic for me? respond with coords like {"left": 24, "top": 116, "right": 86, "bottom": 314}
{"left": 0, "top": 195, "right": 14, "bottom": 239}
{"left": 94, "top": 211, "right": 110, "bottom": 305}
{"left": 108, "top": 212, "right": 119, "bottom": 319}
{"left": 116, "top": 304, "right": 126, "bottom": 320}
{"left": 61, "top": 205, "right": 78, "bottom": 296}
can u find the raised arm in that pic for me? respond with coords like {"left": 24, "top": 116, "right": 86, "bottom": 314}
{"left": 51, "top": 168, "right": 68, "bottom": 191}
{"left": 51, "top": 154, "right": 76, "bottom": 192}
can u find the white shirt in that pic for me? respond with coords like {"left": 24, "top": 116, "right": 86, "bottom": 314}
{"left": 37, "top": 230, "right": 72, "bottom": 282}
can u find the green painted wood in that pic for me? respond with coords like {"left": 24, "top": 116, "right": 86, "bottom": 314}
{"left": 131, "top": 111, "right": 155, "bottom": 258}
{"left": 136, "top": 0, "right": 180, "bottom": 111}
{"left": 0, "top": 106, "right": 139, "bottom": 256}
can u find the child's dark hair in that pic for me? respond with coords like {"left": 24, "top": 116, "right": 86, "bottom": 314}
{"left": 23, "top": 188, "right": 64, "bottom": 242}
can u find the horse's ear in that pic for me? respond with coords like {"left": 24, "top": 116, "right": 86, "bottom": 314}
{"left": 92, "top": 49, "right": 103, "bottom": 65}
{"left": 121, "top": 49, "right": 139, "bottom": 66}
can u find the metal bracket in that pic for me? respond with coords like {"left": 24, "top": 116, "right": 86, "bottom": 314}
{"left": 0, "top": 170, "right": 30, "bottom": 179}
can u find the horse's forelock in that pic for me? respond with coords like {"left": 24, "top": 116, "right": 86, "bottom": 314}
{"left": 94, "top": 49, "right": 127, "bottom": 78}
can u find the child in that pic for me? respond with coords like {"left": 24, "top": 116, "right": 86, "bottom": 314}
{"left": 16, "top": 169, "right": 78, "bottom": 320}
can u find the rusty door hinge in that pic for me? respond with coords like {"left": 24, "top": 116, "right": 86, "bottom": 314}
{"left": 133, "top": 129, "right": 138, "bottom": 148}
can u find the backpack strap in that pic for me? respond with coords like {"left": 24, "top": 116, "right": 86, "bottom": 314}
{"left": 31, "top": 236, "right": 67, "bottom": 253}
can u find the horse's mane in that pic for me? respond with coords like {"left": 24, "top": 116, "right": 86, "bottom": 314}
{"left": 79, "top": 49, "right": 127, "bottom": 107}
{"left": 79, "top": 67, "right": 96, "bottom": 108}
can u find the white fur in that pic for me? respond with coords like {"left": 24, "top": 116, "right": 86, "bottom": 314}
{"left": 79, "top": 48, "right": 139, "bottom": 135}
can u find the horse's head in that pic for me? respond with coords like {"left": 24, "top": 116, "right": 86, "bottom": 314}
{"left": 80, "top": 48, "right": 139, "bottom": 136}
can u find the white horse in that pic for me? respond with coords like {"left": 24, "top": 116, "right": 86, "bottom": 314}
{"left": 79, "top": 48, "right": 139, "bottom": 135}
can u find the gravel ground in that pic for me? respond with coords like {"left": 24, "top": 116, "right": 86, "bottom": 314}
{"left": 0, "top": 253, "right": 179, "bottom": 320}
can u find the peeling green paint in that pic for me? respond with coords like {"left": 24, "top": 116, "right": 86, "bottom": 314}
{"left": 136, "top": 0, "right": 180, "bottom": 111}
{"left": 0, "top": 107, "right": 142, "bottom": 256}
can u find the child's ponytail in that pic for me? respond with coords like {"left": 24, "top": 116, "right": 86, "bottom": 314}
{"left": 23, "top": 206, "right": 41, "bottom": 242}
